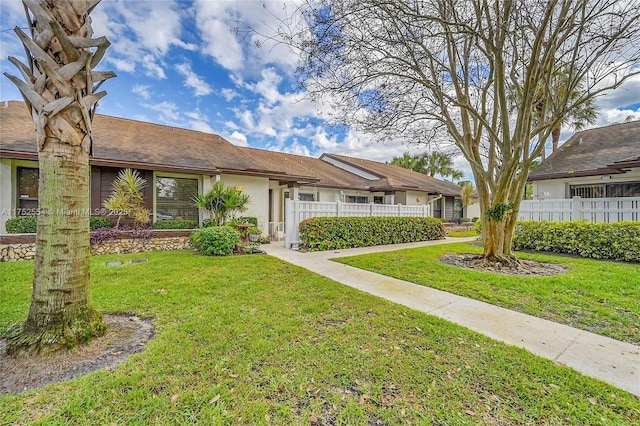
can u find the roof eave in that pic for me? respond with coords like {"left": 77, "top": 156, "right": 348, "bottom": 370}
{"left": 528, "top": 167, "right": 626, "bottom": 182}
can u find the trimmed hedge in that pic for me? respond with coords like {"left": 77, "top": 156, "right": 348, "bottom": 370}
{"left": 190, "top": 226, "right": 240, "bottom": 256}
{"left": 6, "top": 216, "right": 113, "bottom": 233}
{"left": 5, "top": 215, "right": 37, "bottom": 233}
{"left": 90, "top": 216, "right": 113, "bottom": 230}
{"left": 153, "top": 219, "right": 198, "bottom": 230}
{"left": 299, "top": 216, "right": 445, "bottom": 251}
{"left": 513, "top": 220, "right": 640, "bottom": 262}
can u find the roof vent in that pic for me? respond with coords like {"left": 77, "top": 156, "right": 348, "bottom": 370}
{"left": 578, "top": 138, "right": 583, "bottom": 145}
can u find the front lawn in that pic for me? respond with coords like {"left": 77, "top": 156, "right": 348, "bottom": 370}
{"left": 334, "top": 242, "right": 640, "bottom": 345}
{"left": 1, "top": 251, "right": 638, "bottom": 424}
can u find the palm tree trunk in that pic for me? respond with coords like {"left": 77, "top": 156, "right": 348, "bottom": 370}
{"left": 3, "top": 0, "right": 114, "bottom": 356}
{"left": 6, "top": 136, "right": 104, "bottom": 355}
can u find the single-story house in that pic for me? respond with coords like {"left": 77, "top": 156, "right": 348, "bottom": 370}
{"left": 0, "top": 100, "right": 462, "bottom": 235}
{"left": 528, "top": 120, "right": 640, "bottom": 199}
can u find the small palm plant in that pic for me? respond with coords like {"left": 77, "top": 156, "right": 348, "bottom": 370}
{"left": 103, "top": 169, "right": 150, "bottom": 228}
{"left": 193, "top": 181, "right": 250, "bottom": 226}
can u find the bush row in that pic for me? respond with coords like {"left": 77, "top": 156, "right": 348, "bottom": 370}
{"left": 153, "top": 219, "right": 198, "bottom": 230}
{"left": 299, "top": 216, "right": 445, "bottom": 251}
{"left": 512, "top": 220, "right": 640, "bottom": 262}
{"left": 6, "top": 215, "right": 114, "bottom": 233}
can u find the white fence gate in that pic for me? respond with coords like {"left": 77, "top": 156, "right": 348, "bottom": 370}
{"left": 284, "top": 199, "right": 431, "bottom": 249}
{"left": 518, "top": 196, "right": 640, "bottom": 223}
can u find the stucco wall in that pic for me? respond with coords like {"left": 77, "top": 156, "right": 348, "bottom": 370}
{"left": 220, "top": 174, "right": 269, "bottom": 229}
{"left": 404, "top": 190, "right": 430, "bottom": 206}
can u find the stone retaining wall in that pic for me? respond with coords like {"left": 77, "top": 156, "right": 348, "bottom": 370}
{"left": 0, "top": 231, "right": 193, "bottom": 262}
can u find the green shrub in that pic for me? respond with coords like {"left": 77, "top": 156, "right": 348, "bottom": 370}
{"left": 228, "top": 216, "right": 258, "bottom": 227}
{"left": 474, "top": 218, "right": 482, "bottom": 235}
{"left": 513, "top": 220, "right": 640, "bottom": 262}
{"left": 5, "top": 215, "right": 37, "bottom": 233}
{"left": 299, "top": 216, "right": 445, "bottom": 251}
{"left": 90, "top": 216, "right": 113, "bottom": 230}
{"left": 153, "top": 219, "right": 198, "bottom": 230}
{"left": 190, "top": 226, "right": 240, "bottom": 256}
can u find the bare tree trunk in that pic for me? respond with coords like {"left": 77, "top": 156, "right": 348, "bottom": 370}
{"left": 4, "top": 0, "right": 114, "bottom": 356}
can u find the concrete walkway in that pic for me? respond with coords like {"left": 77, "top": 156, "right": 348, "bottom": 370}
{"left": 263, "top": 238, "right": 640, "bottom": 396}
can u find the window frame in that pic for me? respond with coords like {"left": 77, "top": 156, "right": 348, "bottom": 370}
{"left": 153, "top": 172, "right": 201, "bottom": 223}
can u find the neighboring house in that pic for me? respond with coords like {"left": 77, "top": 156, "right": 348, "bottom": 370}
{"left": 0, "top": 101, "right": 462, "bottom": 234}
{"left": 528, "top": 120, "right": 640, "bottom": 199}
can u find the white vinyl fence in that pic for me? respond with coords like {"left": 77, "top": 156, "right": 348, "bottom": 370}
{"left": 284, "top": 199, "right": 431, "bottom": 249}
{"left": 518, "top": 196, "right": 640, "bottom": 223}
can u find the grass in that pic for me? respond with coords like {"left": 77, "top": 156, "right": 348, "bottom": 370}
{"left": 446, "top": 230, "right": 477, "bottom": 238}
{"left": 1, "top": 250, "right": 639, "bottom": 425}
{"left": 334, "top": 242, "right": 640, "bottom": 345}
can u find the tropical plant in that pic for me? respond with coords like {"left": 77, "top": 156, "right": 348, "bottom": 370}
{"left": 391, "top": 151, "right": 464, "bottom": 181}
{"left": 103, "top": 169, "right": 150, "bottom": 229}
{"left": 390, "top": 152, "right": 424, "bottom": 172}
{"left": 536, "top": 66, "right": 598, "bottom": 160}
{"left": 193, "top": 182, "right": 250, "bottom": 226}
{"left": 460, "top": 182, "right": 476, "bottom": 215}
{"left": 2, "top": 0, "right": 115, "bottom": 355}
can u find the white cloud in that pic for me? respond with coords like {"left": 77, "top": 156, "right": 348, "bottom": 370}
{"left": 91, "top": 0, "right": 194, "bottom": 79}
{"left": 193, "top": 0, "right": 300, "bottom": 75}
{"left": 190, "top": 120, "right": 214, "bottom": 134}
{"left": 175, "top": 63, "right": 213, "bottom": 96}
{"left": 227, "top": 131, "right": 249, "bottom": 147}
{"left": 132, "top": 84, "right": 152, "bottom": 100}
{"left": 141, "top": 101, "right": 181, "bottom": 123}
{"left": 221, "top": 88, "right": 239, "bottom": 102}
{"left": 596, "top": 75, "right": 640, "bottom": 110}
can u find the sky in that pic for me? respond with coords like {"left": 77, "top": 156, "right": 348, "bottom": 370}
{"left": 1, "top": 0, "right": 639, "bottom": 182}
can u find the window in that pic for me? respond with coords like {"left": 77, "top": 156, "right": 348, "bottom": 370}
{"left": 570, "top": 182, "right": 640, "bottom": 198}
{"left": 156, "top": 176, "right": 198, "bottom": 221}
{"left": 453, "top": 198, "right": 463, "bottom": 219}
{"left": 606, "top": 182, "right": 640, "bottom": 197}
{"left": 346, "top": 195, "right": 369, "bottom": 203}
{"left": 570, "top": 184, "right": 604, "bottom": 198}
{"left": 299, "top": 193, "right": 315, "bottom": 201}
{"left": 17, "top": 167, "right": 39, "bottom": 215}
{"left": 373, "top": 196, "right": 384, "bottom": 204}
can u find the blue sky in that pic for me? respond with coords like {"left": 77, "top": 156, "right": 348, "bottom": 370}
{"left": 1, "top": 0, "right": 639, "bottom": 181}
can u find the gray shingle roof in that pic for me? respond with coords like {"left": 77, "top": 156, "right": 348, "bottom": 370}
{"left": 321, "top": 154, "right": 463, "bottom": 196}
{"left": 1, "top": 100, "right": 461, "bottom": 195}
{"left": 529, "top": 120, "right": 640, "bottom": 181}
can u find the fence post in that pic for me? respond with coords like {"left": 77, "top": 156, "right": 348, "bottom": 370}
{"left": 572, "top": 196, "right": 581, "bottom": 221}
{"left": 336, "top": 201, "right": 341, "bottom": 217}
{"left": 370, "top": 202, "right": 375, "bottom": 216}
{"left": 422, "top": 204, "right": 427, "bottom": 217}
{"left": 398, "top": 203, "right": 402, "bottom": 216}
{"left": 284, "top": 198, "right": 301, "bottom": 249}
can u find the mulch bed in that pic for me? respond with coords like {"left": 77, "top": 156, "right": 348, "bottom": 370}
{"left": 0, "top": 314, "right": 155, "bottom": 396}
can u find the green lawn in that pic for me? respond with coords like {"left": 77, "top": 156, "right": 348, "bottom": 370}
{"left": 334, "top": 242, "right": 640, "bottom": 345}
{"left": 446, "top": 230, "right": 478, "bottom": 238}
{"left": 1, "top": 251, "right": 639, "bottom": 424}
